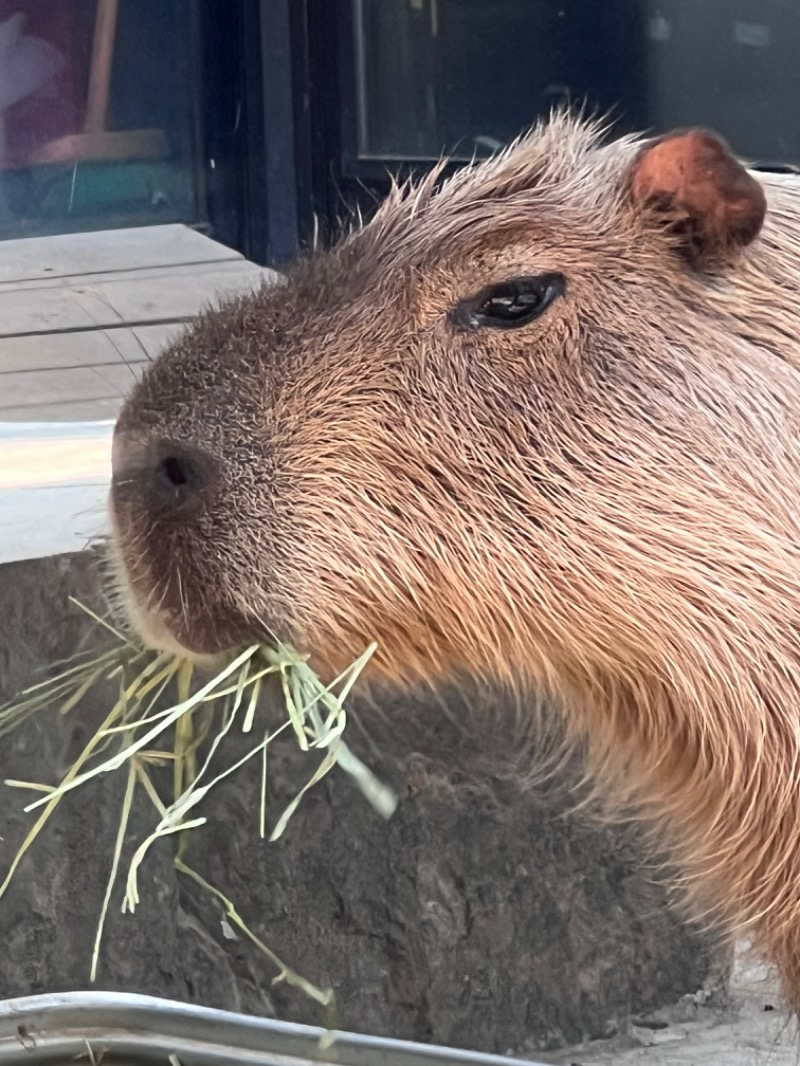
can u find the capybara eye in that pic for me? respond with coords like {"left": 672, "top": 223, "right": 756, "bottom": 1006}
{"left": 451, "top": 273, "right": 565, "bottom": 331}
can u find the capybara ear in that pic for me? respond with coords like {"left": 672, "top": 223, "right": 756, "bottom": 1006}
{"left": 628, "top": 129, "right": 766, "bottom": 268}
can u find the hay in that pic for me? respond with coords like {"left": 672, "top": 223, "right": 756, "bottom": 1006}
{"left": 0, "top": 599, "right": 397, "bottom": 1009}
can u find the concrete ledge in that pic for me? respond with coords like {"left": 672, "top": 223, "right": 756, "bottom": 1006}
{"left": 0, "top": 422, "right": 112, "bottom": 564}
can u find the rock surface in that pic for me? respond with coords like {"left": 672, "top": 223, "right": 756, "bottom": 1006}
{"left": 545, "top": 944, "right": 796, "bottom": 1065}
{"left": 0, "top": 551, "right": 731, "bottom": 1058}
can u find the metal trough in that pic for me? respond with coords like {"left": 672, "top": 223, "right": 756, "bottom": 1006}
{"left": 0, "top": 992, "right": 551, "bottom": 1066}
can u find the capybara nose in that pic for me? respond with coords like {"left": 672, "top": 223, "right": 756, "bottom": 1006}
{"left": 111, "top": 429, "right": 214, "bottom": 512}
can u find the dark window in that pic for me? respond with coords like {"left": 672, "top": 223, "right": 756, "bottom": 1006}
{"left": 351, "top": 0, "right": 646, "bottom": 163}
{"left": 291, "top": 0, "right": 800, "bottom": 250}
{"left": 341, "top": 0, "right": 800, "bottom": 177}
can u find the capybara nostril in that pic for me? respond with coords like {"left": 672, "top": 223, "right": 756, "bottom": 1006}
{"left": 111, "top": 431, "right": 214, "bottom": 512}
{"left": 159, "top": 454, "right": 190, "bottom": 488}
{"left": 151, "top": 448, "right": 208, "bottom": 505}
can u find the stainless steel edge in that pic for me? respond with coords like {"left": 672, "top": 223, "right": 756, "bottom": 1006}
{"left": 0, "top": 992, "right": 552, "bottom": 1066}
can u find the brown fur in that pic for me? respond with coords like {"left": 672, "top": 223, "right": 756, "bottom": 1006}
{"left": 110, "top": 112, "right": 800, "bottom": 1011}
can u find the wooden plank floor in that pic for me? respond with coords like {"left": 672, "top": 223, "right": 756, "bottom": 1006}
{"left": 0, "top": 224, "right": 277, "bottom": 563}
{"left": 0, "top": 224, "right": 277, "bottom": 422}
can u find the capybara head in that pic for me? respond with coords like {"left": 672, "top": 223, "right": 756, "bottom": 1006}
{"left": 111, "top": 113, "right": 775, "bottom": 687}
{"left": 112, "top": 112, "right": 800, "bottom": 1000}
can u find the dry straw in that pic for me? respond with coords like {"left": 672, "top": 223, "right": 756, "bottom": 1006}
{"left": 0, "top": 599, "right": 396, "bottom": 1009}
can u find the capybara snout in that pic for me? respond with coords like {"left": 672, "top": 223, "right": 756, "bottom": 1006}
{"left": 111, "top": 112, "right": 800, "bottom": 1008}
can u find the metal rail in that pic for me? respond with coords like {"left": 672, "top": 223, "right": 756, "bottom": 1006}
{"left": 0, "top": 991, "right": 551, "bottom": 1066}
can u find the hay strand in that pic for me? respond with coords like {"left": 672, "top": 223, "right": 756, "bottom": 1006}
{"left": 0, "top": 601, "right": 396, "bottom": 1013}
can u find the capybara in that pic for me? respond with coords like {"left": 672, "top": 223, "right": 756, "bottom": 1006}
{"left": 110, "top": 112, "right": 800, "bottom": 1010}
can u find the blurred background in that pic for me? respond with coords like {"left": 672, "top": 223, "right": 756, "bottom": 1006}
{"left": 0, "top": 0, "right": 797, "bottom": 268}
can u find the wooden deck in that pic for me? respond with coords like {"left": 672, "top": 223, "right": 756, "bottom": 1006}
{"left": 0, "top": 224, "right": 277, "bottom": 563}
{"left": 0, "top": 224, "right": 276, "bottom": 422}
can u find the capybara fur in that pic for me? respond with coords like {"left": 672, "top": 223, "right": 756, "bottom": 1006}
{"left": 110, "top": 112, "right": 800, "bottom": 1011}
